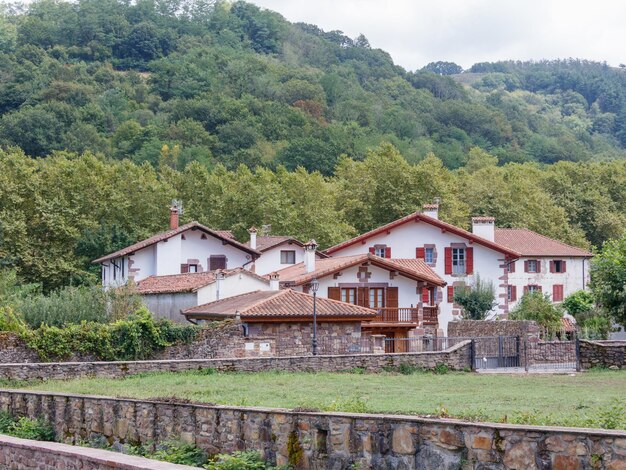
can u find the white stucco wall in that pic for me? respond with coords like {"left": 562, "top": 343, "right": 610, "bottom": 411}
{"left": 254, "top": 245, "right": 322, "bottom": 276}
{"left": 328, "top": 219, "right": 506, "bottom": 333}
{"left": 508, "top": 256, "right": 590, "bottom": 309}
{"left": 181, "top": 229, "right": 251, "bottom": 271}
{"left": 196, "top": 273, "right": 271, "bottom": 305}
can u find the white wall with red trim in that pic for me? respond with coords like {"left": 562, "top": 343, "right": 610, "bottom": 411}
{"left": 253, "top": 244, "right": 323, "bottom": 276}
{"left": 326, "top": 219, "right": 506, "bottom": 333}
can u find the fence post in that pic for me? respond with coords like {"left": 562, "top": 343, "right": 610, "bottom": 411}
{"left": 524, "top": 336, "right": 529, "bottom": 372}
{"left": 575, "top": 336, "right": 581, "bottom": 372}
{"left": 470, "top": 339, "right": 476, "bottom": 371}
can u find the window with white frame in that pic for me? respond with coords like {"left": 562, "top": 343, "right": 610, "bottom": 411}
{"left": 425, "top": 247, "right": 435, "bottom": 264}
{"left": 527, "top": 285, "right": 541, "bottom": 294}
{"left": 369, "top": 288, "right": 384, "bottom": 308}
{"left": 341, "top": 288, "right": 357, "bottom": 304}
{"left": 452, "top": 248, "right": 466, "bottom": 275}
{"left": 374, "top": 246, "right": 386, "bottom": 258}
{"left": 527, "top": 260, "right": 538, "bottom": 273}
{"left": 188, "top": 264, "right": 198, "bottom": 273}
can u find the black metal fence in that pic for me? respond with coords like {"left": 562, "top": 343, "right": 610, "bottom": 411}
{"left": 383, "top": 336, "right": 471, "bottom": 354}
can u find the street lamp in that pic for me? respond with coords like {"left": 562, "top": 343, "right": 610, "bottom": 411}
{"left": 310, "top": 278, "right": 319, "bottom": 355}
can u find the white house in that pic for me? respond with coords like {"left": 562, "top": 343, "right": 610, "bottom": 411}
{"left": 93, "top": 207, "right": 261, "bottom": 288}
{"left": 135, "top": 268, "right": 270, "bottom": 322}
{"left": 271, "top": 241, "right": 446, "bottom": 348}
{"left": 324, "top": 206, "right": 521, "bottom": 333}
{"left": 493, "top": 227, "right": 593, "bottom": 307}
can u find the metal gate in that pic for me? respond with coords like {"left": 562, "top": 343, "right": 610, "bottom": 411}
{"left": 526, "top": 338, "right": 578, "bottom": 371}
{"left": 472, "top": 336, "right": 521, "bottom": 370}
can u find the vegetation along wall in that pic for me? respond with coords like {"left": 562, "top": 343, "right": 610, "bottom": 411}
{"left": 0, "top": 390, "right": 624, "bottom": 469}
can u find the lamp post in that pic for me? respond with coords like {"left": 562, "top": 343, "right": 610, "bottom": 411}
{"left": 310, "top": 278, "right": 319, "bottom": 355}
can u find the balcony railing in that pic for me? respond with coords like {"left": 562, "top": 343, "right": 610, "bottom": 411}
{"left": 422, "top": 306, "right": 439, "bottom": 325}
{"left": 374, "top": 308, "right": 419, "bottom": 324}
{"left": 372, "top": 306, "right": 439, "bottom": 326}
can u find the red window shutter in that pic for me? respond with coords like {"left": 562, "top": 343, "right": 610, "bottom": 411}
{"left": 562, "top": 261, "right": 567, "bottom": 273}
{"left": 385, "top": 247, "right": 391, "bottom": 258}
{"left": 523, "top": 285, "right": 529, "bottom": 294}
{"left": 444, "top": 247, "right": 452, "bottom": 275}
{"left": 549, "top": 261, "right": 555, "bottom": 273}
{"left": 466, "top": 247, "right": 474, "bottom": 274}
{"left": 328, "top": 287, "right": 340, "bottom": 301}
{"left": 524, "top": 261, "right": 529, "bottom": 273}
{"left": 509, "top": 261, "right": 516, "bottom": 273}
{"left": 369, "top": 247, "right": 375, "bottom": 255}
{"left": 511, "top": 286, "right": 517, "bottom": 302}
{"left": 447, "top": 286, "right": 454, "bottom": 303}
{"left": 421, "top": 287, "right": 429, "bottom": 303}
{"left": 416, "top": 247, "right": 425, "bottom": 259}
{"left": 536, "top": 260, "right": 541, "bottom": 273}
{"left": 180, "top": 264, "right": 189, "bottom": 273}
{"left": 553, "top": 285, "right": 564, "bottom": 302}
{"left": 386, "top": 287, "right": 398, "bottom": 308}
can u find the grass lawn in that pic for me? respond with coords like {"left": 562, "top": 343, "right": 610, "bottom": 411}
{"left": 11, "top": 369, "right": 626, "bottom": 429}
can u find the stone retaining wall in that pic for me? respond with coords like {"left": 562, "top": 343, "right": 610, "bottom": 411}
{"left": 0, "top": 434, "right": 196, "bottom": 470}
{"left": 580, "top": 340, "right": 626, "bottom": 370}
{"left": 0, "top": 341, "right": 472, "bottom": 381}
{"left": 447, "top": 319, "right": 540, "bottom": 340}
{"left": 1, "top": 389, "right": 624, "bottom": 469}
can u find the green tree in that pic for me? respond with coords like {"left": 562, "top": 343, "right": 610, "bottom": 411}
{"left": 453, "top": 276, "right": 496, "bottom": 320}
{"left": 422, "top": 61, "right": 463, "bottom": 75}
{"left": 510, "top": 291, "right": 562, "bottom": 330}
{"left": 590, "top": 232, "right": 626, "bottom": 327}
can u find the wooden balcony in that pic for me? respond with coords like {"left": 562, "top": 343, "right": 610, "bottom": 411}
{"left": 371, "top": 306, "right": 439, "bottom": 326}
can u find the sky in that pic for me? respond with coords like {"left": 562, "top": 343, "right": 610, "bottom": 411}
{"left": 249, "top": 0, "right": 626, "bottom": 71}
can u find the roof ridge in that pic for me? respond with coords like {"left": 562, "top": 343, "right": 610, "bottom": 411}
{"left": 495, "top": 227, "right": 593, "bottom": 256}
{"left": 238, "top": 289, "right": 287, "bottom": 314}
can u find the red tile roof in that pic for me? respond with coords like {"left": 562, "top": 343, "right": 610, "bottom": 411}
{"left": 494, "top": 228, "right": 593, "bottom": 257}
{"left": 183, "top": 289, "right": 377, "bottom": 320}
{"left": 92, "top": 222, "right": 260, "bottom": 264}
{"left": 135, "top": 268, "right": 267, "bottom": 294}
{"left": 270, "top": 253, "right": 445, "bottom": 287}
{"left": 244, "top": 235, "right": 330, "bottom": 258}
{"left": 214, "top": 230, "right": 235, "bottom": 239}
{"left": 561, "top": 317, "right": 577, "bottom": 333}
{"left": 325, "top": 211, "right": 520, "bottom": 257}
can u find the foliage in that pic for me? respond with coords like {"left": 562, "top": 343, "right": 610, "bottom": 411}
{"left": 590, "top": 232, "right": 626, "bottom": 327}
{"left": 0, "top": 412, "right": 55, "bottom": 441}
{"left": 0, "top": 307, "right": 29, "bottom": 334}
{"left": 21, "top": 307, "right": 198, "bottom": 361}
{"left": 453, "top": 275, "right": 496, "bottom": 320}
{"left": 562, "top": 290, "right": 611, "bottom": 339}
{"left": 150, "top": 440, "right": 208, "bottom": 467}
{"left": 562, "top": 291, "right": 595, "bottom": 318}
{"left": 205, "top": 451, "right": 289, "bottom": 470}
{"left": 509, "top": 291, "right": 562, "bottom": 330}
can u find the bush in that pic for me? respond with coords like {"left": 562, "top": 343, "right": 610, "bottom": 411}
{"left": 23, "top": 307, "right": 198, "bottom": 361}
{"left": 15, "top": 284, "right": 143, "bottom": 328}
{"left": 562, "top": 291, "right": 612, "bottom": 339}
{"left": 205, "top": 451, "right": 289, "bottom": 470}
{"left": 453, "top": 275, "right": 496, "bottom": 320}
{"left": 151, "top": 440, "right": 208, "bottom": 466}
{"left": 0, "top": 413, "right": 55, "bottom": 441}
{"left": 510, "top": 291, "right": 562, "bottom": 330}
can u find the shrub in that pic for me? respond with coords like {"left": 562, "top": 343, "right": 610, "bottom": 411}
{"left": 510, "top": 291, "right": 562, "bottom": 330}
{"left": 562, "top": 290, "right": 594, "bottom": 317}
{"left": 0, "top": 413, "right": 55, "bottom": 441}
{"left": 562, "top": 291, "right": 612, "bottom": 339}
{"left": 453, "top": 275, "right": 496, "bottom": 320}
{"left": 151, "top": 440, "right": 208, "bottom": 466}
{"left": 204, "top": 450, "right": 288, "bottom": 470}
{"left": 0, "top": 307, "right": 29, "bottom": 334}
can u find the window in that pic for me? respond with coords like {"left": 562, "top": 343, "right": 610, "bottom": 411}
{"left": 280, "top": 250, "right": 296, "bottom": 265}
{"left": 527, "top": 260, "right": 538, "bottom": 273}
{"left": 341, "top": 288, "right": 357, "bottom": 304}
{"left": 369, "top": 288, "right": 385, "bottom": 309}
{"left": 209, "top": 255, "right": 227, "bottom": 270}
{"left": 452, "top": 248, "right": 466, "bottom": 275}
{"left": 552, "top": 260, "right": 566, "bottom": 273}
{"left": 507, "top": 262, "right": 515, "bottom": 273}
{"left": 447, "top": 285, "right": 465, "bottom": 303}
{"left": 553, "top": 284, "right": 564, "bottom": 302}
{"left": 374, "top": 247, "right": 386, "bottom": 257}
{"left": 424, "top": 247, "right": 435, "bottom": 264}
{"left": 188, "top": 264, "right": 198, "bottom": 273}
{"left": 507, "top": 285, "right": 517, "bottom": 302}
{"left": 527, "top": 285, "right": 541, "bottom": 294}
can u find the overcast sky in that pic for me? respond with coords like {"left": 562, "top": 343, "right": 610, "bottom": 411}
{"left": 249, "top": 0, "right": 626, "bottom": 71}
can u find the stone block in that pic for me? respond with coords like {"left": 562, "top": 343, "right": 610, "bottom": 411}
{"left": 503, "top": 441, "right": 538, "bottom": 470}
{"left": 392, "top": 426, "right": 415, "bottom": 455}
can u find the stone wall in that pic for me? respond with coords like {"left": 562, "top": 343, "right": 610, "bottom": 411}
{"left": 0, "top": 389, "right": 624, "bottom": 469}
{"left": 0, "top": 434, "right": 196, "bottom": 470}
{"left": 0, "top": 332, "right": 40, "bottom": 364}
{"left": 580, "top": 340, "right": 626, "bottom": 370}
{"left": 447, "top": 319, "right": 540, "bottom": 340}
{"left": 0, "top": 341, "right": 472, "bottom": 381}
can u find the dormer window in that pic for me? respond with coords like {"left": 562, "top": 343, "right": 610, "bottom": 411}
{"left": 280, "top": 250, "right": 296, "bottom": 265}
{"left": 188, "top": 264, "right": 198, "bottom": 273}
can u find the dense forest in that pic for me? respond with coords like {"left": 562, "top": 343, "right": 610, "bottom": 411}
{"left": 0, "top": 0, "right": 625, "bottom": 290}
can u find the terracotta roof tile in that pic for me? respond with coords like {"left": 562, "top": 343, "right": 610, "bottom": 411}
{"left": 494, "top": 228, "right": 593, "bottom": 257}
{"left": 271, "top": 254, "right": 445, "bottom": 287}
{"left": 325, "top": 211, "right": 519, "bottom": 257}
{"left": 561, "top": 317, "right": 577, "bottom": 333}
{"left": 184, "top": 289, "right": 377, "bottom": 319}
{"left": 135, "top": 268, "right": 267, "bottom": 294}
{"left": 246, "top": 235, "right": 297, "bottom": 252}
{"left": 92, "top": 222, "right": 260, "bottom": 264}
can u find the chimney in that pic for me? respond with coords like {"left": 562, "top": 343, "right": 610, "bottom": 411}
{"left": 303, "top": 239, "right": 318, "bottom": 274}
{"left": 269, "top": 272, "right": 280, "bottom": 290}
{"left": 422, "top": 203, "right": 439, "bottom": 220}
{"left": 471, "top": 216, "right": 496, "bottom": 241}
{"left": 169, "top": 206, "right": 179, "bottom": 230}
{"left": 248, "top": 226, "right": 258, "bottom": 250}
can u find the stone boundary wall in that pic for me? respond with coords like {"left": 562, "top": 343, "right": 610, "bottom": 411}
{"left": 447, "top": 319, "right": 540, "bottom": 340}
{"left": 580, "top": 340, "right": 626, "bottom": 370}
{"left": 0, "top": 434, "right": 196, "bottom": 470}
{"left": 0, "top": 341, "right": 472, "bottom": 381}
{"left": 1, "top": 390, "right": 624, "bottom": 469}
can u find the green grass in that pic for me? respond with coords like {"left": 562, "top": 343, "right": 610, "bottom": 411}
{"left": 9, "top": 369, "right": 626, "bottom": 429}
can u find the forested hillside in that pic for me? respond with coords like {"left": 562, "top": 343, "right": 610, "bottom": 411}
{"left": 1, "top": 0, "right": 625, "bottom": 171}
{"left": 0, "top": 0, "right": 625, "bottom": 290}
